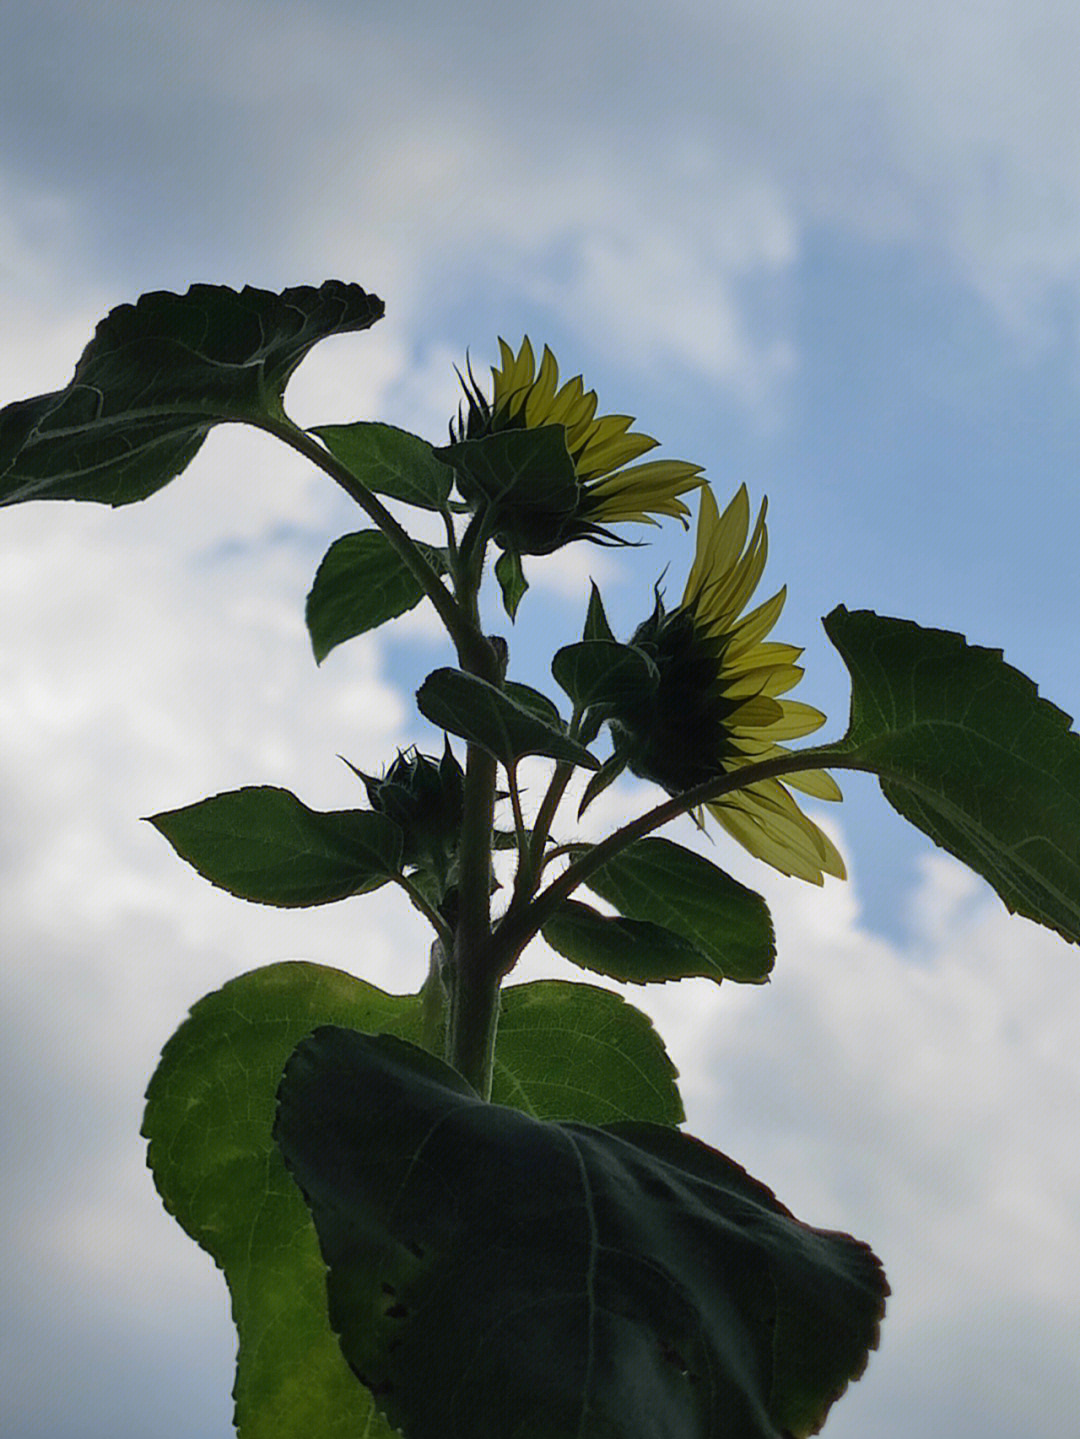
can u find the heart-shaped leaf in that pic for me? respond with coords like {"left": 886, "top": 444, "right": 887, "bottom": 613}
{"left": 1, "top": 281, "right": 383, "bottom": 506}
{"left": 573, "top": 836, "right": 775, "bottom": 984}
{"left": 148, "top": 786, "right": 403, "bottom": 905}
{"left": 306, "top": 531, "right": 449, "bottom": 663}
{"left": 144, "top": 963, "right": 683, "bottom": 1439}
{"left": 275, "top": 1027, "right": 887, "bottom": 1439}
{"left": 417, "top": 668, "right": 599, "bottom": 770}
{"left": 543, "top": 898, "right": 721, "bottom": 983}
{"left": 824, "top": 607, "right": 1080, "bottom": 944}
{"left": 311, "top": 422, "right": 452, "bottom": 511}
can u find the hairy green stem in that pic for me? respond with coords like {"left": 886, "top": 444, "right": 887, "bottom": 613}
{"left": 259, "top": 416, "right": 492, "bottom": 673}
{"left": 394, "top": 874, "right": 454, "bottom": 949}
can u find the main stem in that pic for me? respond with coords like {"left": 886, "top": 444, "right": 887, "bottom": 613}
{"left": 445, "top": 516, "right": 504, "bottom": 1098}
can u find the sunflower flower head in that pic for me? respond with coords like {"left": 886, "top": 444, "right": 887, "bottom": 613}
{"left": 608, "top": 484, "right": 846, "bottom": 884}
{"left": 450, "top": 338, "right": 704, "bottom": 555}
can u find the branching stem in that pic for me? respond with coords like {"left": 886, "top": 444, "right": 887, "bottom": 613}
{"left": 491, "top": 745, "right": 853, "bottom": 969}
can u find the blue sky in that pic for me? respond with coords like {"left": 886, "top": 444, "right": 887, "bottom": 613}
{"left": 2, "top": 4, "right": 1079, "bottom": 1438}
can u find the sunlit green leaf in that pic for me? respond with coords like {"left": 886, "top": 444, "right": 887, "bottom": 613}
{"left": 0, "top": 282, "right": 383, "bottom": 506}
{"left": 275, "top": 1028, "right": 886, "bottom": 1439}
{"left": 144, "top": 963, "right": 683, "bottom": 1439}
{"left": 417, "top": 669, "right": 599, "bottom": 769}
{"left": 148, "top": 786, "right": 403, "bottom": 905}
{"left": 306, "top": 531, "right": 448, "bottom": 663}
{"left": 493, "top": 978, "right": 683, "bottom": 1125}
{"left": 311, "top": 422, "right": 452, "bottom": 510}
{"left": 824, "top": 607, "right": 1080, "bottom": 945}
{"left": 573, "top": 836, "right": 774, "bottom": 983}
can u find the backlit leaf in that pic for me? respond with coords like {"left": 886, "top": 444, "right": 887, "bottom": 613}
{"left": 0, "top": 282, "right": 383, "bottom": 506}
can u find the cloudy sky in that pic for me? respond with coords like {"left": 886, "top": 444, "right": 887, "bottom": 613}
{"left": 2, "top": 3, "right": 1079, "bottom": 1436}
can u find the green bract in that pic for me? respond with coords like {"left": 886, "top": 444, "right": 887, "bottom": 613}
{"left": 3, "top": 280, "right": 1076, "bottom": 1439}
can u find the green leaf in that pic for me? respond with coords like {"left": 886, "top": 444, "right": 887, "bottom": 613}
{"left": 824, "top": 607, "right": 1080, "bottom": 945}
{"left": 493, "top": 978, "right": 683, "bottom": 1125}
{"left": 503, "top": 679, "right": 567, "bottom": 732}
{"left": 543, "top": 898, "right": 722, "bottom": 984}
{"left": 552, "top": 639, "right": 659, "bottom": 719}
{"left": 306, "top": 531, "right": 448, "bottom": 663}
{"left": 275, "top": 1028, "right": 887, "bottom": 1439}
{"left": 583, "top": 580, "right": 616, "bottom": 643}
{"left": 311, "top": 422, "right": 453, "bottom": 510}
{"left": 144, "top": 963, "right": 684, "bottom": 1438}
{"left": 437, "top": 424, "right": 578, "bottom": 509}
{"left": 574, "top": 836, "right": 775, "bottom": 983}
{"left": 143, "top": 962, "right": 418, "bottom": 1439}
{"left": 416, "top": 668, "right": 599, "bottom": 770}
{"left": 0, "top": 282, "right": 383, "bottom": 506}
{"left": 494, "top": 544, "right": 528, "bottom": 619}
{"left": 577, "top": 751, "right": 629, "bottom": 815}
{"left": 148, "top": 786, "right": 403, "bottom": 905}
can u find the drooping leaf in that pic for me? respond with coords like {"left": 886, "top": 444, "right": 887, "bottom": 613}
{"left": 148, "top": 786, "right": 403, "bottom": 905}
{"left": 577, "top": 751, "right": 629, "bottom": 815}
{"left": 306, "top": 531, "right": 448, "bottom": 663}
{"left": 543, "top": 898, "right": 721, "bottom": 984}
{"left": 311, "top": 422, "right": 453, "bottom": 510}
{"left": 275, "top": 1027, "right": 887, "bottom": 1439}
{"left": 824, "top": 607, "right": 1080, "bottom": 945}
{"left": 494, "top": 544, "right": 528, "bottom": 619}
{"left": 0, "top": 282, "right": 383, "bottom": 506}
{"left": 552, "top": 639, "right": 659, "bottom": 737}
{"left": 437, "top": 424, "right": 578, "bottom": 508}
{"left": 143, "top": 963, "right": 683, "bottom": 1439}
{"left": 416, "top": 668, "right": 599, "bottom": 769}
{"left": 574, "top": 836, "right": 775, "bottom": 983}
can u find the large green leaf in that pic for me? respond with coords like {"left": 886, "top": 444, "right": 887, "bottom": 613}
{"left": 574, "top": 836, "right": 775, "bottom": 984}
{"left": 492, "top": 978, "right": 683, "bottom": 1125}
{"left": 143, "top": 963, "right": 683, "bottom": 1439}
{"left": 306, "top": 531, "right": 449, "bottom": 663}
{"left": 416, "top": 668, "right": 599, "bottom": 769}
{"left": 824, "top": 607, "right": 1080, "bottom": 945}
{"left": 543, "top": 898, "right": 723, "bottom": 984}
{"left": 148, "top": 786, "right": 403, "bottom": 905}
{"left": 0, "top": 282, "right": 383, "bottom": 506}
{"left": 275, "top": 1028, "right": 887, "bottom": 1439}
{"left": 143, "top": 963, "right": 415, "bottom": 1439}
{"left": 311, "top": 422, "right": 453, "bottom": 510}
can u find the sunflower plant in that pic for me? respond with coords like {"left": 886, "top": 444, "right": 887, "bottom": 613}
{"left": 3, "top": 280, "right": 1079, "bottom": 1439}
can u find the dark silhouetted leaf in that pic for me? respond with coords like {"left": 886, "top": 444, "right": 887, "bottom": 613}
{"left": 543, "top": 898, "right": 720, "bottom": 983}
{"left": 144, "top": 964, "right": 683, "bottom": 1438}
{"left": 149, "top": 786, "right": 403, "bottom": 905}
{"left": 311, "top": 422, "right": 452, "bottom": 510}
{"left": 417, "top": 668, "right": 598, "bottom": 769}
{"left": 583, "top": 581, "right": 616, "bottom": 644}
{"left": 0, "top": 282, "right": 383, "bottom": 506}
{"left": 494, "top": 545, "right": 528, "bottom": 618}
{"left": 552, "top": 640, "right": 659, "bottom": 731}
{"left": 824, "top": 607, "right": 1080, "bottom": 945}
{"left": 306, "top": 531, "right": 448, "bottom": 663}
{"left": 275, "top": 1028, "right": 887, "bottom": 1439}
{"left": 575, "top": 836, "right": 775, "bottom": 983}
